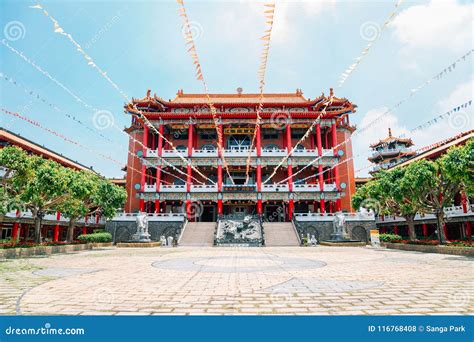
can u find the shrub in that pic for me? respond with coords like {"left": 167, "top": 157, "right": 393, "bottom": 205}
{"left": 379, "top": 233, "right": 402, "bottom": 243}
{"left": 77, "top": 232, "right": 112, "bottom": 243}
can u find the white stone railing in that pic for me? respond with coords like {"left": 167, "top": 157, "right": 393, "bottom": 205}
{"left": 376, "top": 204, "right": 474, "bottom": 223}
{"left": 3, "top": 210, "right": 105, "bottom": 225}
{"left": 112, "top": 212, "right": 185, "bottom": 222}
{"left": 144, "top": 184, "right": 156, "bottom": 192}
{"left": 191, "top": 184, "right": 218, "bottom": 192}
{"left": 292, "top": 149, "right": 318, "bottom": 157}
{"left": 372, "top": 147, "right": 410, "bottom": 158}
{"left": 261, "top": 184, "right": 289, "bottom": 192}
{"left": 192, "top": 148, "right": 218, "bottom": 157}
{"left": 146, "top": 149, "right": 158, "bottom": 157}
{"left": 293, "top": 183, "right": 319, "bottom": 192}
{"left": 160, "top": 184, "right": 186, "bottom": 192}
{"left": 261, "top": 148, "right": 287, "bottom": 157}
{"left": 294, "top": 212, "right": 375, "bottom": 222}
{"left": 224, "top": 148, "right": 257, "bottom": 157}
{"left": 162, "top": 149, "right": 188, "bottom": 158}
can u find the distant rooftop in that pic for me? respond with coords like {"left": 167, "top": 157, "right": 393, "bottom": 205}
{"left": 0, "top": 127, "right": 94, "bottom": 172}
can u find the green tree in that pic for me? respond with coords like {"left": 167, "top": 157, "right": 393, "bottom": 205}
{"left": 59, "top": 170, "right": 126, "bottom": 242}
{"left": 402, "top": 159, "right": 461, "bottom": 244}
{"left": 441, "top": 138, "right": 473, "bottom": 196}
{"left": 0, "top": 146, "right": 71, "bottom": 243}
{"left": 352, "top": 169, "right": 422, "bottom": 241}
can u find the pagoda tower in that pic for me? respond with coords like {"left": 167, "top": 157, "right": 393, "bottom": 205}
{"left": 368, "top": 128, "right": 415, "bottom": 174}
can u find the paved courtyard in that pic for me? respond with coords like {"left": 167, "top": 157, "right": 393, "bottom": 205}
{"left": 0, "top": 246, "right": 472, "bottom": 315}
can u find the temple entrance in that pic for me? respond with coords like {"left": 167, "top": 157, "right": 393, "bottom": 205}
{"left": 200, "top": 204, "right": 216, "bottom": 222}
{"left": 264, "top": 204, "right": 285, "bottom": 222}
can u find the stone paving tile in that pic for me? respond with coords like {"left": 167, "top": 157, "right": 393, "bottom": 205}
{"left": 0, "top": 246, "right": 472, "bottom": 315}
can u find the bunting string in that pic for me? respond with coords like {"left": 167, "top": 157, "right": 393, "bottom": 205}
{"left": 1, "top": 40, "right": 207, "bottom": 185}
{"left": 244, "top": 2, "right": 276, "bottom": 185}
{"left": 264, "top": 49, "right": 473, "bottom": 186}
{"left": 338, "top": 0, "right": 404, "bottom": 87}
{"left": 276, "top": 98, "right": 473, "bottom": 186}
{"left": 0, "top": 107, "right": 194, "bottom": 186}
{"left": 176, "top": 0, "right": 235, "bottom": 185}
{"left": 0, "top": 71, "right": 116, "bottom": 144}
{"left": 29, "top": 3, "right": 212, "bottom": 184}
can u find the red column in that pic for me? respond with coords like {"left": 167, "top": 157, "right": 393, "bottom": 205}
{"left": 466, "top": 221, "right": 472, "bottom": 241}
{"left": 256, "top": 124, "right": 261, "bottom": 157}
{"left": 139, "top": 123, "right": 148, "bottom": 212}
{"left": 155, "top": 124, "right": 164, "bottom": 213}
{"left": 394, "top": 226, "right": 399, "bottom": 235}
{"left": 257, "top": 200, "right": 262, "bottom": 215}
{"left": 11, "top": 209, "right": 20, "bottom": 242}
{"left": 461, "top": 192, "right": 468, "bottom": 213}
{"left": 186, "top": 123, "right": 194, "bottom": 219}
{"left": 288, "top": 199, "right": 294, "bottom": 221}
{"left": 443, "top": 223, "right": 448, "bottom": 241}
{"left": 143, "top": 124, "right": 149, "bottom": 156}
{"left": 316, "top": 124, "right": 325, "bottom": 213}
{"left": 217, "top": 199, "right": 223, "bottom": 216}
{"left": 155, "top": 166, "right": 161, "bottom": 213}
{"left": 217, "top": 123, "right": 224, "bottom": 217}
{"left": 422, "top": 223, "right": 428, "bottom": 238}
{"left": 53, "top": 212, "right": 60, "bottom": 242}
{"left": 331, "top": 122, "right": 341, "bottom": 211}
{"left": 158, "top": 124, "right": 164, "bottom": 157}
{"left": 286, "top": 124, "right": 293, "bottom": 192}
{"left": 188, "top": 122, "right": 194, "bottom": 157}
{"left": 82, "top": 227, "right": 87, "bottom": 235}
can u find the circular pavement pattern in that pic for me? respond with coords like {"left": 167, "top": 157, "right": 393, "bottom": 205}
{"left": 152, "top": 255, "right": 327, "bottom": 273}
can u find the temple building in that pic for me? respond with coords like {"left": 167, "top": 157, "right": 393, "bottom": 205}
{"left": 368, "top": 128, "right": 415, "bottom": 174}
{"left": 123, "top": 88, "right": 357, "bottom": 222}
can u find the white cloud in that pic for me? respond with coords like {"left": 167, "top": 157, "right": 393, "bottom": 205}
{"left": 353, "top": 77, "right": 473, "bottom": 176}
{"left": 391, "top": 0, "right": 472, "bottom": 53}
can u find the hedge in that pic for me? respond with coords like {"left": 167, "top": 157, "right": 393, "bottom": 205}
{"left": 379, "top": 233, "right": 402, "bottom": 243}
{"left": 77, "top": 232, "right": 112, "bottom": 243}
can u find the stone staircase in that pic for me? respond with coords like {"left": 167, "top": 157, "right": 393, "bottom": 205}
{"left": 178, "top": 222, "right": 215, "bottom": 246}
{"left": 263, "top": 222, "right": 300, "bottom": 246}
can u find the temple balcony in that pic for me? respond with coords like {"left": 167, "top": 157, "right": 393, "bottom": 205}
{"left": 191, "top": 184, "right": 218, "bottom": 192}
{"left": 371, "top": 147, "right": 410, "bottom": 158}
{"left": 145, "top": 148, "right": 335, "bottom": 159}
{"left": 261, "top": 184, "right": 290, "bottom": 192}
{"left": 160, "top": 184, "right": 186, "bottom": 192}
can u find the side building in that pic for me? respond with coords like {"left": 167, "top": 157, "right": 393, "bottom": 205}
{"left": 374, "top": 130, "right": 473, "bottom": 240}
{"left": 0, "top": 128, "right": 106, "bottom": 241}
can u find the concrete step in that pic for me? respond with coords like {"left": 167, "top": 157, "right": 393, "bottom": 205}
{"left": 263, "top": 222, "right": 300, "bottom": 246}
{"left": 179, "top": 222, "right": 216, "bottom": 246}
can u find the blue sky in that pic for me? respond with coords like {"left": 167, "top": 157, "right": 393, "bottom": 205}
{"left": 1, "top": 0, "right": 472, "bottom": 177}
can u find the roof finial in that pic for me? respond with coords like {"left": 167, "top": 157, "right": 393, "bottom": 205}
{"left": 330, "top": 88, "right": 334, "bottom": 97}
{"left": 146, "top": 89, "right": 151, "bottom": 98}
{"left": 236, "top": 87, "right": 243, "bottom": 95}
{"left": 388, "top": 127, "right": 392, "bottom": 137}
{"left": 177, "top": 89, "right": 184, "bottom": 96}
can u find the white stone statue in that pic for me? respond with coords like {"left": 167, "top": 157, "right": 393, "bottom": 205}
{"left": 160, "top": 235, "right": 167, "bottom": 246}
{"left": 133, "top": 213, "right": 151, "bottom": 242}
{"left": 310, "top": 235, "right": 317, "bottom": 246}
{"left": 167, "top": 236, "right": 174, "bottom": 247}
